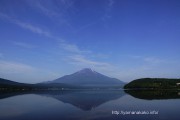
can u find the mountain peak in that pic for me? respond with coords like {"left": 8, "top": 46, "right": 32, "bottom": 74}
{"left": 75, "top": 68, "right": 97, "bottom": 74}
{"left": 79, "top": 68, "right": 94, "bottom": 73}
{"left": 83, "top": 68, "right": 92, "bottom": 70}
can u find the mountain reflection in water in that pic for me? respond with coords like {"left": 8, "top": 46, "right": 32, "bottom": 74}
{"left": 0, "top": 90, "right": 180, "bottom": 120}
{"left": 0, "top": 90, "right": 125, "bottom": 111}
{"left": 40, "top": 90, "right": 125, "bottom": 111}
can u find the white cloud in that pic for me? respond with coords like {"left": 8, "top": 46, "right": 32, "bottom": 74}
{"left": 128, "top": 55, "right": 165, "bottom": 64}
{"left": 128, "top": 55, "right": 142, "bottom": 59}
{"left": 69, "top": 55, "right": 113, "bottom": 69}
{"left": 29, "top": 1, "right": 58, "bottom": 17}
{"left": 0, "top": 60, "right": 60, "bottom": 83}
{"left": 0, "top": 12, "right": 51, "bottom": 37}
{"left": 92, "top": 53, "right": 109, "bottom": 59}
{"left": 108, "top": 0, "right": 114, "bottom": 8}
{"left": 66, "top": 55, "right": 127, "bottom": 80}
{"left": 25, "top": 0, "right": 73, "bottom": 26}
{"left": 59, "top": 42, "right": 115, "bottom": 78}
{"left": 60, "top": 43, "right": 91, "bottom": 54}
{"left": 16, "top": 21, "right": 51, "bottom": 37}
{"left": 13, "top": 42, "right": 36, "bottom": 49}
{"left": 101, "top": 0, "right": 114, "bottom": 22}
{"left": 61, "top": 43, "right": 82, "bottom": 53}
{"left": 0, "top": 60, "right": 37, "bottom": 74}
{"left": 0, "top": 53, "right": 3, "bottom": 58}
{"left": 144, "top": 57, "right": 164, "bottom": 64}
{"left": 74, "top": 22, "right": 97, "bottom": 33}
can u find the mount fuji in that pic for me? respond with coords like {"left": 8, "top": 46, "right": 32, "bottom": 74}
{"left": 47, "top": 68, "right": 124, "bottom": 87}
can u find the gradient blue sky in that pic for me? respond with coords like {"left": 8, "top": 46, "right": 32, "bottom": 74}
{"left": 0, "top": 0, "right": 180, "bottom": 83}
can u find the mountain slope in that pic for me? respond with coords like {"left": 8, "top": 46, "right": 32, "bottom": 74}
{"left": 0, "top": 78, "right": 26, "bottom": 86}
{"left": 48, "top": 68, "right": 124, "bottom": 86}
{"left": 0, "top": 78, "right": 83, "bottom": 90}
{"left": 0, "top": 78, "right": 35, "bottom": 90}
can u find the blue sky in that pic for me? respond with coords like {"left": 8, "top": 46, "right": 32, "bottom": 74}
{"left": 0, "top": 0, "right": 180, "bottom": 83}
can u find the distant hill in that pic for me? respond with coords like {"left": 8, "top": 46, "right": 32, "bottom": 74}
{"left": 47, "top": 68, "right": 124, "bottom": 87}
{"left": 0, "top": 78, "right": 34, "bottom": 90}
{"left": 124, "top": 78, "right": 180, "bottom": 89}
{"left": 0, "top": 78, "right": 23, "bottom": 85}
{"left": 0, "top": 78, "right": 83, "bottom": 91}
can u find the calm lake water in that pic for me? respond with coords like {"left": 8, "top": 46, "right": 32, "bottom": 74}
{"left": 0, "top": 90, "right": 180, "bottom": 120}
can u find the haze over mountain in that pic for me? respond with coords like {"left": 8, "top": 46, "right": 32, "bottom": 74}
{"left": 47, "top": 68, "right": 124, "bottom": 86}
{"left": 0, "top": 68, "right": 125, "bottom": 90}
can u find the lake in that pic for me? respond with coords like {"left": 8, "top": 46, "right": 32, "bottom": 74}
{"left": 0, "top": 90, "right": 180, "bottom": 120}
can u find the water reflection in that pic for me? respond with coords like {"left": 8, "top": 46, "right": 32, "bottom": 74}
{"left": 125, "top": 90, "right": 180, "bottom": 100}
{"left": 0, "top": 90, "right": 180, "bottom": 120}
{"left": 40, "top": 90, "right": 125, "bottom": 111}
{"left": 0, "top": 92, "right": 28, "bottom": 100}
{"left": 0, "top": 90, "right": 125, "bottom": 111}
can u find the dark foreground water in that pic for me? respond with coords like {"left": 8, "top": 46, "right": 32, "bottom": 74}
{"left": 0, "top": 90, "right": 180, "bottom": 120}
